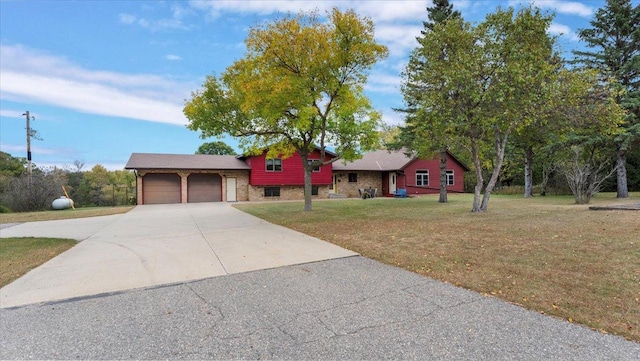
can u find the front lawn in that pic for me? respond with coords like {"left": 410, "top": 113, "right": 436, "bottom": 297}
{"left": 0, "top": 206, "right": 133, "bottom": 224}
{"left": 0, "top": 237, "right": 77, "bottom": 288}
{"left": 236, "top": 193, "right": 640, "bottom": 342}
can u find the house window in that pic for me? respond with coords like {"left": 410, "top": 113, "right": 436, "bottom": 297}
{"left": 307, "top": 160, "right": 320, "bottom": 172}
{"left": 266, "top": 159, "right": 282, "bottom": 172}
{"left": 264, "top": 187, "right": 280, "bottom": 197}
{"left": 306, "top": 185, "right": 319, "bottom": 196}
{"left": 446, "top": 170, "right": 455, "bottom": 186}
{"left": 416, "top": 170, "right": 429, "bottom": 186}
{"left": 348, "top": 173, "right": 358, "bottom": 183}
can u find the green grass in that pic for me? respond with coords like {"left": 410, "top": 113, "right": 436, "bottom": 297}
{"left": 0, "top": 206, "right": 133, "bottom": 288}
{"left": 0, "top": 206, "right": 133, "bottom": 224}
{"left": 236, "top": 193, "right": 640, "bottom": 341}
{"left": 0, "top": 237, "right": 77, "bottom": 288}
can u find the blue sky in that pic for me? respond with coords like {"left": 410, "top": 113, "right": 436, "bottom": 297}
{"left": 0, "top": 0, "right": 624, "bottom": 170}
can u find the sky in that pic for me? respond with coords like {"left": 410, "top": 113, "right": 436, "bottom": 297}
{"left": 0, "top": 0, "right": 629, "bottom": 170}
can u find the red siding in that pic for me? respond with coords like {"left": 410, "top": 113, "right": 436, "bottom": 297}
{"left": 397, "top": 174, "right": 407, "bottom": 189}
{"left": 401, "top": 154, "right": 466, "bottom": 195}
{"left": 248, "top": 150, "right": 334, "bottom": 186}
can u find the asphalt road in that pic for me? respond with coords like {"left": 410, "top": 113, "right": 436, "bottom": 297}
{"left": 1, "top": 256, "right": 638, "bottom": 360}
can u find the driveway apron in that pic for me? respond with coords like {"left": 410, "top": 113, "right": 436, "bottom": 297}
{"left": 0, "top": 203, "right": 356, "bottom": 308}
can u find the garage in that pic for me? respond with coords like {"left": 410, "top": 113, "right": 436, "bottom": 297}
{"left": 188, "top": 173, "right": 222, "bottom": 203}
{"left": 143, "top": 173, "right": 181, "bottom": 204}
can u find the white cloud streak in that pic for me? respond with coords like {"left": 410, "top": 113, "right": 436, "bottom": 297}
{"left": 188, "top": 0, "right": 431, "bottom": 59}
{"left": 166, "top": 54, "right": 183, "bottom": 61}
{"left": 548, "top": 22, "right": 580, "bottom": 41}
{"left": 118, "top": 11, "right": 191, "bottom": 31}
{"left": 0, "top": 45, "right": 192, "bottom": 126}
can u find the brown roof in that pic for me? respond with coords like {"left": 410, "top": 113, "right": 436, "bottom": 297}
{"left": 333, "top": 149, "right": 414, "bottom": 171}
{"left": 125, "top": 153, "right": 251, "bottom": 170}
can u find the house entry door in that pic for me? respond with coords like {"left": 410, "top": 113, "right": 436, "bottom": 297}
{"left": 329, "top": 174, "right": 338, "bottom": 193}
{"left": 226, "top": 177, "right": 237, "bottom": 202}
{"left": 389, "top": 172, "right": 397, "bottom": 194}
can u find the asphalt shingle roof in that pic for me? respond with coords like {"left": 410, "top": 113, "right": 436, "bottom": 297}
{"left": 125, "top": 153, "right": 251, "bottom": 170}
{"left": 332, "top": 149, "right": 414, "bottom": 171}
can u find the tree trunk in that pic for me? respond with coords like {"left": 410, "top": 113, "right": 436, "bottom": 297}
{"left": 439, "top": 148, "right": 448, "bottom": 203}
{"left": 480, "top": 127, "right": 510, "bottom": 212}
{"left": 300, "top": 153, "right": 313, "bottom": 211}
{"left": 524, "top": 145, "right": 534, "bottom": 198}
{"left": 470, "top": 137, "right": 483, "bottom": 213}
{"left": 540, "top": 162, "right": 554, "bottom": 196}
{"left": 616, "top": 147, "right": 628, "bottom": 198}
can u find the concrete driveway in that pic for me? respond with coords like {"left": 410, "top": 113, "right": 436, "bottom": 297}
{"left": 0, "top": 203, "right": 356, "bottom": 308}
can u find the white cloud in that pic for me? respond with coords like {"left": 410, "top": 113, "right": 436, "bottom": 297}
{"left": 189, "top": 0, "right": 330, "bottom": 19}
{"left": 118, "top": 13, "right": 137, "bottom": 25}
{"left": 351, "top": 1, "right": 430, "bottom": 22}
{"left": 375, "top": 24, "right": 422, "bottom": 57}
{"left": 548, "top": 22, "right": 580, "bottom": 41}
{"left": 366, "top": 71, "right": 402, "bottom": 94}
{"left": 189, "top": 0, "right": 432, "bottom": 23}
{"left": 380, "top": 109, "right": 404, "bottom": 126}
{"left": 166, "top": 54, "right": 182, "bottom": 61}
{"left": 0, "top": 143, "right": 66, "bottom": 156}
{"left": 0, "top": 44, "right": 193, "bottom": 126}
{"left": 189, "top": 1, "right": 426, "bottom": 59}
{"left": 0, "top": 109, "right": 27, "bottom": 119}
{"left": 118, "top": 10, "right": 190, "bottom": 31}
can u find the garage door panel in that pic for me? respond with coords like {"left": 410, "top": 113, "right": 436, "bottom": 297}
{"left": 188, "top": 174, "right": 221, "bottom": 203}
{"left": 143, "top": 174, "right": 181, "bottom": 204}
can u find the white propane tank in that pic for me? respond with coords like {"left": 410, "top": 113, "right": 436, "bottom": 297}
{"left": 52, "top": 196, "right": 74, "bottom": 210}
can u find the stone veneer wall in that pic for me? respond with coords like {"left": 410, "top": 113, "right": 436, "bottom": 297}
{"left": 136, "top": 169, "right": 250, "bottom": 203}
{"left": 248, "top": 185, "right": 331, "bottom": 201}
{"left": 332, "top": 171, "right": 382, "bottom": 198}
{"left": 220, "top": 170, "right": 250, "bottom": 202}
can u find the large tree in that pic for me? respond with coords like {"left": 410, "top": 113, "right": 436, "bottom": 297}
{"left": 403, "top": 7, "right": 560, "bottom": 212}
{"left": 195, "top": 141, "right": 236, "bottom": 155}
{"left": 573, "top": 0, "right": 640, "bottom": 198}
{"left": 397, "top": 0, "right": 461, "bottom": 203}
{"left": 184, "top": 9, "right": 388, "bottom": 211}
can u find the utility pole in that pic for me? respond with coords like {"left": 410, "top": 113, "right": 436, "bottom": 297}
{"left": 23, "top": 111, "right": 41, "bottom": 185}
{"left": 24, "top": 111, "right": 33, "bottom": 183}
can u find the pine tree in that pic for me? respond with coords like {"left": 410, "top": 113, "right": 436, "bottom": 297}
{"left": 398, "top": 0, "right": 461, "bottom": 203}
{"left": 573, "top": 0, "right": 640, "bottom": 198}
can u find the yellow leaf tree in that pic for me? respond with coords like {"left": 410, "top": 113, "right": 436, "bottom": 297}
{"left": 184, "top": 8, "right": 388, "bottom": 211}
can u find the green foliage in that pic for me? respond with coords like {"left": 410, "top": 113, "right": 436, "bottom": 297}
{"left": 573, "top": 0, "right": 640, "bottom": 197}
{"left": 0, "top": 152, "right": 26, "bottom": 177}
{"left": 401, "top": 7, "right": 563, "bottom": 212}
{"left": 184, "top": 8, "right": 388, "bottom": 210}
{"left": 422, "top": 0, "right": 461, "bottom": 31}
{"left": 395, "top": 0, "right": 462, "bottom": 156}
{"left": 0, "top": 153, "right": 135, "bottom": 211}
{"left": 195, "top": 141, "right": 236, "bottom": 155}
{"left": 67, "top": 166, "right": 135, "bottom": 207}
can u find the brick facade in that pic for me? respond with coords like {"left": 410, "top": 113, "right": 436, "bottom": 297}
{"left": 248, "top": 185, "right": 331, "bottom": 201}
{"left": 332, "top": 171, "right": 382, "bottom": 198}
{"left": 136, "top": 169, "right": 250, "bottom": 203}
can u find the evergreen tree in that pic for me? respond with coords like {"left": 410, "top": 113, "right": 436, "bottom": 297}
{"left": 573, "top": 0, "right": 640, "bottom": 198}
{"left": 422, "top": 0, "right": 461, "bottom": 32}
{"left": 397, "top": 0, "right": 461, "bottom": 203}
